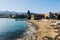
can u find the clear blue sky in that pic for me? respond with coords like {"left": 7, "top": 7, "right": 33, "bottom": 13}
{"left": 0, "top": 0, "right": 60, "bottom": 13}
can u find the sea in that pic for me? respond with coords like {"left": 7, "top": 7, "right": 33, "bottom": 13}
{"left": 0, "top": 18, "right": 27, "bottom": 40}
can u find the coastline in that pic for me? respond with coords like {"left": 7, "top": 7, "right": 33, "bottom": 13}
{"left": 27, "top": 19, "right": 60, "bottom": 40}
{"left": 16, "top": 20, "right": 38, "bottom": 40}
{"left": 27, "top": 20, "right": 39, "bottom": 30}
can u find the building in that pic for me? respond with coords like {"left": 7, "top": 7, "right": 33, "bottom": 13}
{"left": 34, "top": 14, "right": 45, "bottom": 20}
{"left": 49, "top": 12, "right": 56, "bottom": 19}
{"left": 58, "top": 14, "right": 60, "bottom": 20}
{"left": 49, "top": 12, "right": 60, "bottom": 20}
{"left": 54, "top": 12, "right": 60, "bottom": 20}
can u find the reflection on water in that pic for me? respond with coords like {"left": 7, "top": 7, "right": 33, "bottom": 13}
{"left": 0, "top": 18, "right": 27, "bottom": 40}
{"left": 15, "top": 18, "right": 27, "bottom": 21}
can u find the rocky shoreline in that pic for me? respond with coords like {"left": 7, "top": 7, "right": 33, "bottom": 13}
{"left": 16, "top": 21, "right": 38, "bottom": 40}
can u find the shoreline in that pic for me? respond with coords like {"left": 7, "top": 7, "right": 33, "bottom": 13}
{"left": 27, "top": 20, "right": 39, "bottom": 31}
{"left": 16, "top": 20, "right": 38, "bottom": 40}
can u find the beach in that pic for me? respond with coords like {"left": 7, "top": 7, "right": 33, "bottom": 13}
{"left": 27, "top": 19, "right": 60, "bottom": 40}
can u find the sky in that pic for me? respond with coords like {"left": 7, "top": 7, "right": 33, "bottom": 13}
{"left": 0, "top": 0, "right": 60, "bottom": 13}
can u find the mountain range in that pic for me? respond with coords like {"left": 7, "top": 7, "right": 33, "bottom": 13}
{"left": 0, "top": 11, "right": 35, "bottom": 15}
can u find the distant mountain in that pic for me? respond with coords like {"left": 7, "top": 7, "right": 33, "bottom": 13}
{"left": 0, "top": 11, "right": 35, "bottom": 15}
{"left": 0, "top": 11, "right": 36, "bottom": 18}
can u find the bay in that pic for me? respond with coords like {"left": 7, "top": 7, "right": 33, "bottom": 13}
{"left": 0, "top": 18, "right": 27, "bottom": 40}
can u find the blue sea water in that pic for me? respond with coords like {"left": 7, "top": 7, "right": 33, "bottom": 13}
{"left": 0, "top": 18, "right": 27, "bottom": 40}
